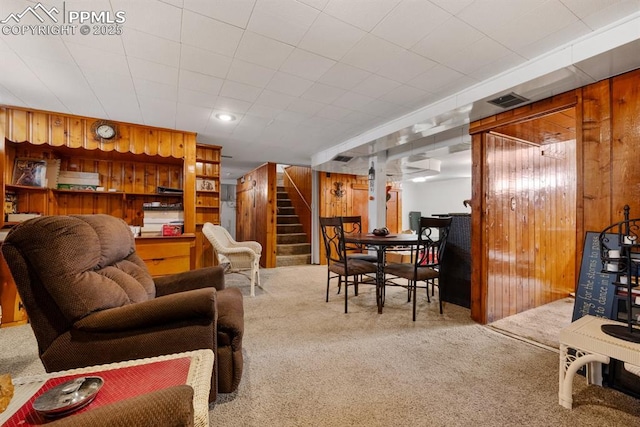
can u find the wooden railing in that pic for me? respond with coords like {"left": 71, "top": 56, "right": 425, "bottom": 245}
{"left": 283, "top": 166, "right": 312, "bottom": 240}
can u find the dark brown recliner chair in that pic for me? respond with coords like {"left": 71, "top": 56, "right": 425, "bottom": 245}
{"left": 1, "top": 214, "right": 244, "bottom": 402}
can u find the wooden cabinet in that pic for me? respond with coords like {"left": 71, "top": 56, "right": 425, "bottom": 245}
{"left": 0, "top": 106, "right": 220, "bottom": 325}
{"left": 135, "top": 235, "right": 195, "bottom": 277}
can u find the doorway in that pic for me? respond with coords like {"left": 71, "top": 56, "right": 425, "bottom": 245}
{"left": 478, "top": 107, "right": 578, "bottom": 322}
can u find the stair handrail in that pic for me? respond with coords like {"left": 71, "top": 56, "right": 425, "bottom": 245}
{"left": 282, "top": 168, "right": 311, "bottom": 212}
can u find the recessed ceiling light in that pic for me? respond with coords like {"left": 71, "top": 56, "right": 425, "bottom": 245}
{"left": 216, "top": 113, "right": 236, "bottom": 122}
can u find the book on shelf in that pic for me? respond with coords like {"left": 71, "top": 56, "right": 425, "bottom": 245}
{"left": 616, "top": 285, "right": 640, "bottom": 297}
{"left": 12, "top": 158, "right": 47, "bottom": 187}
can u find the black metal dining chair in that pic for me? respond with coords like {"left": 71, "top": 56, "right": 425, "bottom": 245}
{"left": 319, "top": 217, "right": 377, "bottom": 313}
{"left": 341, "top": 215, "right": 378, "bottom": 264}
{"left": 384, "top": 216, "right": 453, "bottom": 321}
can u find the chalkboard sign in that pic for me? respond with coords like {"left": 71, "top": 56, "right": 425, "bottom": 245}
{"left": 572, "top": 232, "right": 618, "bottom": 321}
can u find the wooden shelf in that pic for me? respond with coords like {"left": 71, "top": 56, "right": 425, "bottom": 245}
{"left": 6, "top": 184, "right": 48, "bottom": 192}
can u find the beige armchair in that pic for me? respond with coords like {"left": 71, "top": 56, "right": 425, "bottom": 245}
{"left": 202, "top": 223, "right": 262, "bottom": 296}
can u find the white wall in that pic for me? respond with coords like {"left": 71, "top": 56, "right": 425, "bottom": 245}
{"left": 401, "top": 177, "right": 471, "bottom": 230}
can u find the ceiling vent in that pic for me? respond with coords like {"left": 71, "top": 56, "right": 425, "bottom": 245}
{"left": 332, "top": 155, "right": 353, "bottom": 162}
{"left": 488, "top": 92, "right": 529, "bottom": 109}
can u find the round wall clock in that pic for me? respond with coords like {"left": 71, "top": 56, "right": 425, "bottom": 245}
{"left": 91, "top": 121, "right": 117, "bottom": 140}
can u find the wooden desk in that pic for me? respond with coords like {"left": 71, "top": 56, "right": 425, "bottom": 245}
{"left": 558, "top": 315, "right": 640, "bottom": 409}
{"left": 1, "top": 349, "right": 213, "bottom": 427}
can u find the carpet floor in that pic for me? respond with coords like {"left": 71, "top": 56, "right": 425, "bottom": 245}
{"left": 1, "top": 265, "right": 639, "bottom": 426}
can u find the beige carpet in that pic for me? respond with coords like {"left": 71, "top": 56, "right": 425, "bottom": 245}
{"left": 1, "top": 265, "right": 639, "bottom": 426}
{"left": 487, "top": 297, "right": 575, "bottom": 349}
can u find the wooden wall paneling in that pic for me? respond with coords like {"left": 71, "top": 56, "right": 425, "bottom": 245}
{"left": 581, "top": 80, "right": 612, "bottom": 234}
{"left": 30, "top": 111, "right": 49, "bottom": 145}
{"left": 235, "top": 163, "right": 277, "bottom": 267}
{"left": 612, "top": 70, "right": 640, "bottom": 219}
{"left": 50, "top": 115, "right": 66, "bottom": 145}
{"left": 7, "top": 109, "right": 28, "bottom": 142}
{"left": 67, "top": 116, "right": 84, "bottom": 148}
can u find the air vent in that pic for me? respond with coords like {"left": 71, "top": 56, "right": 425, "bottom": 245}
{"left": 488, "top": 92, "right": 529, "bottom": 109}
{"left": 332, "top": 155, "right": 353, "bottom": 162}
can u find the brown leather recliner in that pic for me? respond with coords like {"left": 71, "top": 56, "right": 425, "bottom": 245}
{"left": 1, "top": 214, "right": 244, "bottom": 402}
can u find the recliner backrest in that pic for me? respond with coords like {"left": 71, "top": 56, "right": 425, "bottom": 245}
{"left": 2, "top": 215, "right": 155, "bottom": 350}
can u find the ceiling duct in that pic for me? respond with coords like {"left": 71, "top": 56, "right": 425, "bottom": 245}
{"left": 448, "top": 142, "right": 472, "bottom": 154}
{"left": 487, "top": 92, "right": 529, "bottom": 109}
{"left": 332, "top": 155, "right": 353, "bottom": 162}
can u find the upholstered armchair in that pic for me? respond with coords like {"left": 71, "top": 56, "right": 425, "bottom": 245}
{"left": 1, "top": 214, "right": 244, "bottom": 402}
{"left": 202, "top": 223, "right": 261, "bottom": 296}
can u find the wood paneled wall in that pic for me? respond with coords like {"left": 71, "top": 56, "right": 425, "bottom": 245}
{"left": 283, "top": 165, "right": 312, "bottom": 240}
{"left": 317, "top": 172, "right": 401, "bottom": 264}
{"left": 236, "top": 163, "right": 277, "bottom": 268}
{"left": 470, "top": 68, "right": 640, "bottom": 324}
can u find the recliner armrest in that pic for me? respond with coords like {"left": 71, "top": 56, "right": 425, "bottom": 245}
{"left": 74, "top": 288, "right": 217, "bottom": 332}
{"left": 154, "top": 266, "right": 226, "bottom": 296}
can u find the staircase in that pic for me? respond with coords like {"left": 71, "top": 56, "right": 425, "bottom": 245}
{"left": 276, "top": 186, "right": 311, "bottom": 267}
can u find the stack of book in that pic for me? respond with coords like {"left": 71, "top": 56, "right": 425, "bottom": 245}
{"left": 617, "top": 285, "right": 640, "bottom": 306}
{"left": 57, "top": 171, "right": 100, "bottom": 191}
{"left": 142, "top": 206, "right": 184, "bottom": 236}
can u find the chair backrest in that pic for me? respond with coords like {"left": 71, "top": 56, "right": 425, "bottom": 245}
{"left": 319, "top": 217, "right": 347, "bottom": 265}
{"left": 1, "top": 214, "right": 154, "bottom": 352}
{"left": 202, "top": 223, "right": 234, "bottom": 254}
{"left": 341, "top": 216, "right": 366, "bottom": 252}
{"left": 415, "top": 216, "right": 453, "bottom": 269}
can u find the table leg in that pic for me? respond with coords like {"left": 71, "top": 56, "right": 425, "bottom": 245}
{"left": 558, "top": 344, "right": 610, "bottom": 409}
{"left": 376, "top": 249, "right": 385, "bottom": 314}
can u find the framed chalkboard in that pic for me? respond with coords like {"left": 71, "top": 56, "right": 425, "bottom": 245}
{"left": 572, "top": 232, "right": 618, "bottom": 321}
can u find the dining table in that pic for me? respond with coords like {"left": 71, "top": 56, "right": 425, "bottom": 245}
{"left": 343, "top": 232, "right": 419, "bottom": 314}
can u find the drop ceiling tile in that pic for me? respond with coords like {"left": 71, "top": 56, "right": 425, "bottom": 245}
{"left": 0, "top": 83, "right": 25, "bottom": 106}
{"left": 181, "top": 10, "right": 244, "bottom": 57}
{"left": 429, "top": 0, "right": 474, "bottom": 15}
{"left": 516, "top": 20, "right": 590, "bottom": 60}
{"left": 357, "top": 99, "right": 405, "bottom": 118}
{"left": 410, "top": 17, "right": 485, "bottom": 64}
{"left": 562, "top": 0, "right": 640, "bottom": 30}
{"left": 297, "top": 0, "right": 330, "bottom": 10}
{"left": 162, "top": 0, "right": 184, "bottom": 7}
{"left": 379, "top": 84, "right": 431, "bottom": 107}
{"left": 60, "top": 32, "right": 126, "bottom": 56}
{"left": 267, "top": 71, "right": 314, "bottom": 97}
{"left": 128, "top": 57, "right": 179, "bottom": 86}
{"left": 220, "top": 80, "right": 262, "bottom": 102}
{"left": 486, "top": 0, "right": 579, "bottom": 52}
{"left": 255, "top": 90, "right": 295, "bottom": 109}
{"left": 279, "top": 49, "right": 336, "bottom": 81}
{"left": 332, "top": 91, "right": 375, "bottom": 110}
{"left": 122, "top": 29, "right": 181, "bottom": 67}
{"left": 176, "top": 103, "right": 213, "bottom": 133}
{"left": 235, "top": 31, "right": 295, "bottom": 69}
{"left": 456, "top": 0, "right": 540, "bottom": 37}
{"left": 111, "top": 0, "right": 182, "bottom": 41}
{"left": 317, "top": 62, "right": 372, "bottom": 90}
{"left": 138, "top": 94, "right": 178, "bottom": 127}
{"left": 65, "top": 42, "right": 130, "bottom": 76}
{"left": 6, "top": 36, "right": 74, "bottom": 64}
{"left": 323, "top": 0, "right": 401, "bottom": 32}
{"left": 135, "top": 78, "right": 178, "bottom": 102}
{"left": 341, "top": 34, "right": 404, "bottom": 73}
{"left": 215, "top": 96, "right": 253, "bottom": 114}
{"left": 183, "top": 0, "right": 256, "bottom": 28}
{"left": 178, "top": 70, "right": 224, "bottom": 96}
{"left": 287, "top": 98, "right": 326, "bottom": 115}
{"left": 178, "top": 87, "right": 217, "bottom": 108}
{"left": 247, "top": 0, "right": 320, "bottom": 45}
{"left": 245, "top": 103, "right": 282, "bottom": 119}
{"left": 377, "top": 50, "right": 437, "bottom": 83}
{"left": 352, "top": 74, "right": 400, "bottom": 98}
{"left": 227, "top": 59, "right": 277, "bottom": 87}
{"left": 444, "top": 37, "right": 514, "bottom": 75}
{"left": 298, "top": 13, "right": 366, "bottom": 60}
{"left": 408, "top": 64, "right": 465, "bottom": 93}
{"left": 371, "top": 0, "right": 451, "bottom": 49}
{"left": 302, "top": 82, "right": 346, "bottom": 104}
{"left": 341, "top": 110, "right": 378, "bottom": 125}
{"left": 276, "top": 110, "right": 311, "bottom": 124}
{"left": 468, "top": 52, "right": 526, "bottom": 82}
{"left": 180, "top": 45, "right": 233, "bottom": 78}
{"left": 316, "top": 104, "right": 354, "bottom": 121}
